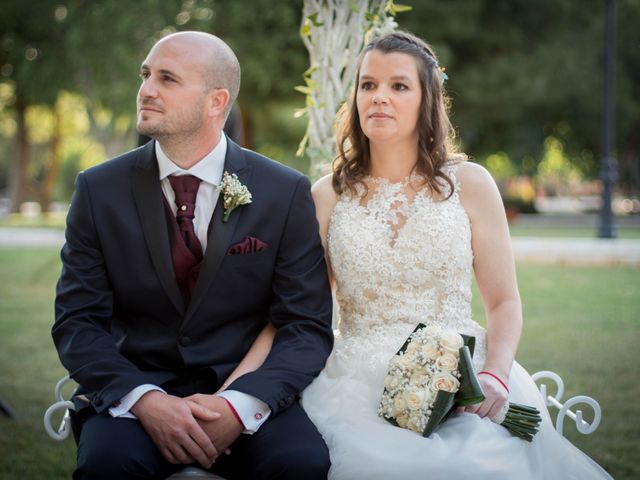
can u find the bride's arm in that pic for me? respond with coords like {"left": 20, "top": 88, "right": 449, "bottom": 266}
{"left": 311, "top": 174, "right": 339, "bottom": 285}
{"left": 217, "top": 324, "right": 276, "bottom": 392}
{"left": 457, "top": 161, "right": 522, "bottom": 420}
{"left": 216, "top": 176, "right": 337, "bottom": 392}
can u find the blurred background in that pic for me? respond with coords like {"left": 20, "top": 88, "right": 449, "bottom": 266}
{"left": 0, "top": 1, "right": 638, "bottom": 479}
{"left": 0, "top": 0, "right": 638, "bottom": 224}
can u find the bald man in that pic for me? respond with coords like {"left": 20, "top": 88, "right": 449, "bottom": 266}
{"left": 53, "top": 31, "right": 333, "bottom": 479}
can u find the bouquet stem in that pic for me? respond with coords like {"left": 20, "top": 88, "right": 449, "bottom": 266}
{"left": 500, "top": 402, "right": 542, "bottom": 442}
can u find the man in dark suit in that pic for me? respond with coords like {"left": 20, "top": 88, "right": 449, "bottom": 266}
{"left": 53, "top": 31, "right": 333, "bottom": 480}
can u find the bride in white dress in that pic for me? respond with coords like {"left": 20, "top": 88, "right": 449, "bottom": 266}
{"left": 297, "top": 31, "right": 613, "bottom": 479}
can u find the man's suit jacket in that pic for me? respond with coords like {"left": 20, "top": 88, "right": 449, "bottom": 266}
{"left": 53, "top": 139, "right": 334, "bottom": 417}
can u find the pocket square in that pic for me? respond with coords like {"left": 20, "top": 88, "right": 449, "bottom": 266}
{"left": 228, "top": 236, "right": 269, "bottom": 255}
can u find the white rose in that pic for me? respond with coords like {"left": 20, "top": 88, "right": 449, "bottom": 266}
{"left": 409, "top": 375, "right": 427, "bottom": 388}
{"left": 412, "top": 367, "right": 427, "bottom": 377}
{"left": 384, "top": 374, "right": 401, "bottom": 390}
{"left": 391, "top": 353, "right": 415, "bottom": 371}
{"left": 393, "top": 394, "right": 407, "bottom": 415}
{"left": 422, "top": 340, "right": 441, "bottom": 360}
{"left": 405, "top": 390, "right": 426, "bottom": 410}
{"left": 435, "top": 352, "right": 459, "bottom": 372}
{"left": 430, "top": 372, "right": 461, "bottom": 393}
{"left": 440, "top": 330, "right": 464, "bottom": 356}
{"left": 405, "top": 340, "right": 420, "bottom": 354}
{"left": 396, "top": 414, "right": 409, "bottom": 428}
{"left": 422, "top": 386, "right": 434, "bottom": 406}
{"left": 407, "top": 414, "right": 423, "bottom": 433}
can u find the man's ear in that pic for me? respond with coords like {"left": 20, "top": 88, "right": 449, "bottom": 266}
{"left": 208, "top": 88, "right": 230, "bottom": 118}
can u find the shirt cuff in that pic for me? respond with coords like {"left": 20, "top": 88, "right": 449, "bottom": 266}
{"left": 217, "top": 390, "right": 271, "bottom": 434}
{"left": 108, "top": 384, "right": 166, "bottom": 419}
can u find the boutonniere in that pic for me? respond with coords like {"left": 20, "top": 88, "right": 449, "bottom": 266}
{"left": 218, "top": 171, "right": 252, "bottom": 222}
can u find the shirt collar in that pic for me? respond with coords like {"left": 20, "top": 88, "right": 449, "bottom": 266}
{"left": 156, "top": 134, "right": 227, "bottom": 186}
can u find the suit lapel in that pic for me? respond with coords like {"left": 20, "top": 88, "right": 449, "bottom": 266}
{"left": 131, "top": 141, "right": 186, "bottom": 314}
{"left": 187, "top": 140, "right": 252, "bottom": 318}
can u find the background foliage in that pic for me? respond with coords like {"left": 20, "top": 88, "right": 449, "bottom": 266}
{"left": 0, "top": 0, "right": 638, "bottom": 213}
{"left": 400, "top": 0, "right": 639, "bottom": 182}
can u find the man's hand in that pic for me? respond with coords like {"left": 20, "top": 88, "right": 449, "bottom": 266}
{"left": 186, "top": 394, "right": 244, "bottom": 454}
{"left": 131, "top": 390, "right": 221, "bottom": 468}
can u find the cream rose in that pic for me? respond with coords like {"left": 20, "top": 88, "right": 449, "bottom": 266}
{"left": 422, "top": 340, "right": 441, "bottom": 360}
{"left": 412, "top": 367, "right": 427, "bottom": 377}
{"left": 391, "top": 353, "right": 415, "bottom": 371}
{"left": 384, "top": 374, "right": 401, "bottom": 390}
{"left": 405, "top": 340, "right": 420, "bottom": 354}
{"left": 407, "top": 414, "right": 424, "bottom": 433}
{"left": 440, "top": 330, "right": 464, "bottom": 356}
{"left": 393, "top": 394, "right": 407, "bottom": 415}
{"left": 396, "top": 414, "right": 409, "bottom": 428}
{"left": 430, "top": 371, "right": 461, "bottom": 393}
{"left": 435, "top": 352, "right": 459, "bottom": 372}
{"left": 422, "top": 386, "right": 434, "bottom": 406}
{"left": 405, "top": 390, "right": 426, "bottom": 411}
{"left": 409, "top": 371, "right": 428, "bottom": 386}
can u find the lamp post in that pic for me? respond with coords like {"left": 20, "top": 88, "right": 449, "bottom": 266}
{"left": 598, "top": 0, "right": 617, "bottom": 238}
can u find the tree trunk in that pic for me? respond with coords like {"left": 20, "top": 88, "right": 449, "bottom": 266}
{"left": 620, "top": 124, "right": 639, "bottom": 195}
{"left": 8, "top": 93, "right": 30, "bottom": 213}
{"left": 39, "top": 102, "right": 62, "bottom": 213}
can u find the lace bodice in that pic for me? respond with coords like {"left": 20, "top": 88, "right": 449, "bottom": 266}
{"left": 328, "top": 164, "right": 487, "bottom": 368}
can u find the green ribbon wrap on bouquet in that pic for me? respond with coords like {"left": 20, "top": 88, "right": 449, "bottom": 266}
{"left": 422, "top": 335, "right": 484, "bottom": 437}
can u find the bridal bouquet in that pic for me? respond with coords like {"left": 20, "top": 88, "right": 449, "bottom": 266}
{"left": 378, "top": 324, "right": 541, "bottom": 441}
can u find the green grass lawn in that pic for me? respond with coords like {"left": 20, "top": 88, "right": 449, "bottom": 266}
{"left": 472, "top": 264, "right": 639, "bottom": 479}
{"left": 0, "top": 248, "right": 75, "bottom": 479}
{"left": 0, "top": 248, "right": 637, "bottom": 479}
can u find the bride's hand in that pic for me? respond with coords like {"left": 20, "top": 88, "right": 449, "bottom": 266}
{"left": 462, "top": 372, "right": 509, "bottom": 421}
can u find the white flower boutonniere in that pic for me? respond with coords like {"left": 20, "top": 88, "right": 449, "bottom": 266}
{"left": 219, "top": 171, "right": 252, "bottom": 222}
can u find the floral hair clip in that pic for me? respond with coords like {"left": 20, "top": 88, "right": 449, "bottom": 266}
{"left": 437, "top": 65, "right": 448, "bottom": 82}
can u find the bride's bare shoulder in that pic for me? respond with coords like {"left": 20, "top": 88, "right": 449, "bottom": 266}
{"left": 452, "top": 161, "right": 503, "bottom": 218}
{"left": 312, "top": 174, "right": 339, "bottom": 209}
{"left": 454, "top": 161, "right": 500, "bottom": 198}
{"left": 311, "top": 174, "right": 339, "bottom": 249}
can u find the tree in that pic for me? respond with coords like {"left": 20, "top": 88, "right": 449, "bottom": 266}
{"left": 0, "top": 1, "right": 73, "bottom": 212}
{"left": 62, "top": 0, "right": 221, "bottom": 157}
{"left": 0, "top": 0, "right": 220, "bottom": 211}
{"left": 398, "top": 0, "right": 639, "bottom": 190}
{"left": 205, "top": 0, "right": 310, "bottom": 159}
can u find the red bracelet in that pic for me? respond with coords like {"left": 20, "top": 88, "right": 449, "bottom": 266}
{"left": 221, "top": 398, "right": 245, "bottom": 428}
{"left": 478, "top": 371, "right": 509, "bottom": 393}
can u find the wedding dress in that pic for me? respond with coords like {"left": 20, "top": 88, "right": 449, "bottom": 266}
{"left": 301, "top": 165, "right": 612, "bottom": 480}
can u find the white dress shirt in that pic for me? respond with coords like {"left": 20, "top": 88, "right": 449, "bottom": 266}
{"left": 156, "top": 136, "right": 225, "bottom": 250}
{"left": 109, "top": 135, "right": 270, "bottom": 433}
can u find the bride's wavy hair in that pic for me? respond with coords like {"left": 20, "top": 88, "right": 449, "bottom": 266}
{"left": 332, "top": 31, "right": 466, "bottom": 197}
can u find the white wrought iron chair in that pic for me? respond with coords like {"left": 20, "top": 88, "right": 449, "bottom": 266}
{"left": 44, "top": 375, "right": 225, "bottom": 480}
{"left": 531, "top": 370, "right": 602, "bottom": 436}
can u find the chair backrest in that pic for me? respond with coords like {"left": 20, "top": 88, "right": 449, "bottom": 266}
{"left": 532, "top": 370, "right": 602, "bottom": 437}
